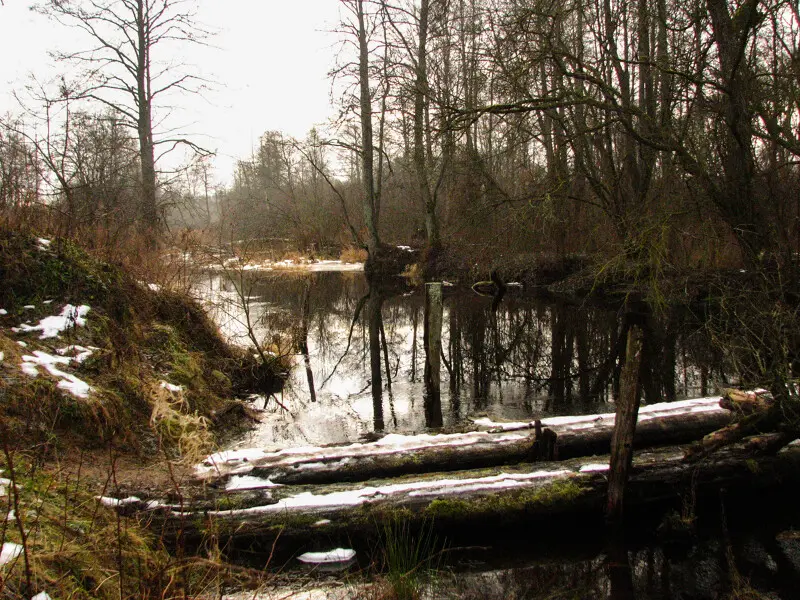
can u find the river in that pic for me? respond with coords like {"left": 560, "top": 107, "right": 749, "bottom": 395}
{"left": 192, "top": 266, "right": 800, "bottom": 600}
{"left": 195, "top": 267, "right": 723, "bottom": 450}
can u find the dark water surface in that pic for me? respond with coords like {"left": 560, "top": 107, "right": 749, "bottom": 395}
{"left": 196, "top": 269, "right": 724, "bottom": 450}
{"left": 196, "top": 268, "right": 800, "bottom": 599}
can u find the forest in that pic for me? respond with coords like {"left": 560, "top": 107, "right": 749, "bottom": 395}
{"left": 2, "top": 0, "right": 800, "bottom": 599}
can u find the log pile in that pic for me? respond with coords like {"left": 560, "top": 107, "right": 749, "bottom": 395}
{"left": 109, "top": 393, "right": 800, "bottom": 548}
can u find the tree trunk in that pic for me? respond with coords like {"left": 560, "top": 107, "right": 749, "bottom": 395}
{"left": 356, "top": 0, "right": 380, "bottom": 254}
{"left": 414, "top": 0, "right": 439, "bottom": 249}
{"left": 136, "top": 0, "right": 158, "bottom": 247}
{"left": 607, "top": 324, "right": 644, "bottom": 522}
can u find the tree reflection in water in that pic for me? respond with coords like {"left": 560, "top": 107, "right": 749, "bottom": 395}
{"left": 199, "top": 270, "right": 730, "bottom": 449}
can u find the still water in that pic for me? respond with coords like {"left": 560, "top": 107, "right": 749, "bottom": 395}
{"left": 196, "top": 268, "right": 800, "bottom": 600}
{"left": 195, "top": 269, "right": 723, "bottom": 450}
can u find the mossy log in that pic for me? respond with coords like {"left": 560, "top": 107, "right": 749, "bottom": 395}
{"left": 136, "top": 442, "right": 800, "bottom": 547}
{"left": 195, "top": 398, "right": 732, "bottom": 487}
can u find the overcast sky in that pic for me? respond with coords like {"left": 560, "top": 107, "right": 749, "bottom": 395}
{"left": 0, "top": 1, "right": 343, "bottom": 185}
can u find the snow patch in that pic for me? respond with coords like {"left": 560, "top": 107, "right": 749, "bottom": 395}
{"left": 97, "top": 496, "right": 142, "bottom": 507}
{"left": 197, "top": 431, "right": 529, "bottom": 479}
{"left": 203, "top": 448, "right": 269, "bottom": 468}
{"left": 56, "top": 345, "right": 96, "bottom": 363}
{"left": 579, "top": 463, "right": 609, "bottom": 473}
{"left": 313, "top": 519, "right": 332, "bottom": 527}
{"left": 21, "top": 350, "right": 92, "bottom": 398}
{"left": 14, "top": 304, "right": 90, "bottom": 339}
{"left": 17, "top": 341, "right": 27, "bottom": 348}
{"left": 37, "top": 237, "right": 52, "bottom": 249}
{"left": 0, "top": 542, "right": 23, "bottom": 566}
{"left": 297, "top": 548, "right": 356, "bottom": 564}
{"left": 31, "top": 592, "right": 53, "bottom": 600}
{"left": 160, "top": 381, "right": 183, "bottom": 393}
{"left": 0, "top": 308, "right": 7, "bottom": 315}
{"left": 225, "top": 475, "right": 281, "bottom": 491}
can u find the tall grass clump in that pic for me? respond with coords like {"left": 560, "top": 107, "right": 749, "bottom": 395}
{"left": 377, "top": 516, "right": 443, "bottom": 600}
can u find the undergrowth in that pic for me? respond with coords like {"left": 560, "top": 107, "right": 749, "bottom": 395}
{"left": 0, "top": 442, "right": 274, "bottom": 599}
{"left": 0, "top": 228, "right": 282, "bottom": 456}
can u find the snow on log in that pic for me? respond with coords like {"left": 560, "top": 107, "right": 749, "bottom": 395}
{"left": 140, "top": 442, "right": 800, "bottom": 544}
{"left": 195, "top": 397, "right": 731, "bottom": 486}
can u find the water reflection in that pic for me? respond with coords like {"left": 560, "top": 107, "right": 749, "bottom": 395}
{"left": 194, "top": 270, "right": 726, "bottom": 449}
{"left": 440, "top": 523, "right": 800, "bottom": 599}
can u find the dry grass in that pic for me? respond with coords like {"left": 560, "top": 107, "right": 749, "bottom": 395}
{"left": 0, "top": 441, "right": 280, "bottom": 599}
{"left": 340, "top": 246, "right": 368, "bottom": 264}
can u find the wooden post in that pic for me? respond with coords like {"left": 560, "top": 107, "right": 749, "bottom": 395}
{"left": 607, "top": 322, "right": 644, "bottom": 522}
{"left": 424, "top": 282, "right": 444, "bottom": 427}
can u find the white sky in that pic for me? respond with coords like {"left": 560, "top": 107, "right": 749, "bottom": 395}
{"left": 0, "top": 1, "right": 344, "bottom": 185}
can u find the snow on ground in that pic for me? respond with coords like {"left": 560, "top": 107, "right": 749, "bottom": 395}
{"left": 206, "top": 258, "right": 364, "bottom": 273}
{"left": 0, "top": 477, "right": 10, "bottom": 496}
{"left": 0, "top": 309, "right": 7, "bottom": 315}
{"left": 0, "top": 542, "right": 23, "bottom": 566}
{"left": 97, "top": 496, "right": 142, "bottom": 508}
{"left": 12, "top": 304, "right": 91, "bottom": 339}
{"left": 160, "top": 381, "right": 183, "bottom": 392}
{"left": 56, "top": 345, "right": 96, "bottom": 363}
{"left": 31, "top": 592, "right": 53, "bottom": 600}
{"left": 21, "top": 350, "right": 92, "bottom": 398}
{"left": 222, "top": 586, "right": 363, "bottom": 600}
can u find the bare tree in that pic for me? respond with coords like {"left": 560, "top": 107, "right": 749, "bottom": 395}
{"left": 38, "top": 0, "right": 211, "bottom": 246}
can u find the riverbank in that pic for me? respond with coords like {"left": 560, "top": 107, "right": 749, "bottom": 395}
{"left": 0, "top": 230, "right": 288, "bottom": 598}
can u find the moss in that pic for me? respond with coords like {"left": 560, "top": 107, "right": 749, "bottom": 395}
{"left": 210, "top": 370, "right": 232, "bottom": 388}
{"left": 745, "top": 458, "right": 760, "bottom": 473}
{"left": 424, "top": 478, "right": 587, "bottom": 521}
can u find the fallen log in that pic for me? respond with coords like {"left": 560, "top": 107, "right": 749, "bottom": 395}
{"left": 196, "top": 397, "right": 731, "bottom": 487}
{"left": 130, "top": 441, "right": 800, "bottom": 547}
{"left": 719, "top": 388, "right": 773, "bottom": 415}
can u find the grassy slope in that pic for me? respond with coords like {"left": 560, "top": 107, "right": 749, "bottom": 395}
{"left": 0, "top": 230, "right": 284, "bottom": 598}
{"left": 0, "top": 229, "right": 279, "bottom": 455}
